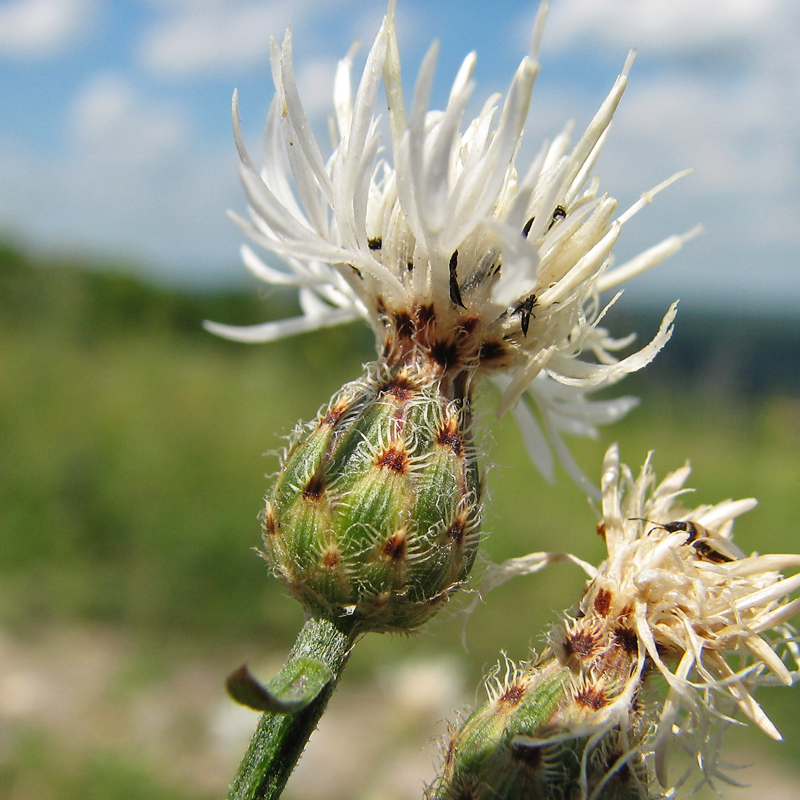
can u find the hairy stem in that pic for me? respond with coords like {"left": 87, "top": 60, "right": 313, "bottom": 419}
{"left": 227, "top": 616, "right": 357, "bottom": 800}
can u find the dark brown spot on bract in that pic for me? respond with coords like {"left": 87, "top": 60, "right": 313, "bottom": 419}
{"left": 498, "top": 683, "right": 526, "bottom": 707}
{"left": 320, "top": 400, "right": 348, "bottom": 428}
{"left": 303, "top": 469, "right": 325, "bottom": 500}
{"left": 368, "top": 237, "right": 382, "bottom": 250}
{"left": 447, "top": 517, "right": 466, "bottom": 546}
{"left": 458, "top": 315, "right": 481, "bottom": 335}
{"left": 430, "top": 339, "right": 459, "bottom": 369}
{"left": 381, "top": 531, "right": 407, "bottom": 561}
{"left": 379, "top": 374, "right": 415, "bottom": 402}
{"left": 393, "top": 311, "right": 414, "bottom": 339}
{"left": 510, "top": 742, "right": 542, "bottom": 769}
{"left": 575, "top": 684, "right": 608, "bottom": 710}
{"left": 376, "top": 445, "right": 408, "bottom": 474}
{"left": 593, "top": 588, "right": 612, "bottom": 616}
{"left": 454, "top": 785, "right": 477, "bottom": 800}
{"left": 614, "top": 625, "right": 638, "bottom": 655}
{"left": 563, "top": 628, "right": 599, "bottom": 660}
{"left": 264, "top": 507, "right": 277, "bottom": 537}
{"left": 437, "top": 417, "right": 463, "bottom": 455}
{"left": 596, "top": 520, "right": 607, "bottom": 540}
{"left": 322, "top": 547, "right": 340, "bottom": 569}
{"left": 479, "top": 340, "right": 506, "bottom": 363}
{"left": 417, "top": 303, "right": 436, "bottom": 325}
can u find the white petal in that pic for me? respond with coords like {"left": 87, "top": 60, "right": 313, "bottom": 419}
{"left": 511, "top": 395, "right": 554, "bottom": 482}
{"left": 745, "top": 635, "right": 792, "bottom": 686}
{"left": 597, "top": 225, "right": 702, "bottom": 293}
{"left": 203, "top": 309, "right": 359, "bottom": 343}
{"left": 538, "top": 222, "right": 621, "bottom": 307}
{"left": 277, "top": 29, "right": 334, "bottom": 206}
{"left": 547, "top": 302, "right": 678, "bottom": 387}
{"left": 240, "top": 244, "right": 318, "bottom": 287}
{"left": 562, "top": 50, "right": 634, "bottom": 200}
{"left": 735, "top": 572, "right": 800, "bottom": 614}
{"left": 333, "top": 40, "right": 359, "bottom": 142}
{"left": 489, "top": 222, "right": 540, "bottom": 305}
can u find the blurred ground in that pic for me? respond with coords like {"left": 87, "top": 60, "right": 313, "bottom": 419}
{"left": 1, "top": 622, "right": 799, "bottom": 800}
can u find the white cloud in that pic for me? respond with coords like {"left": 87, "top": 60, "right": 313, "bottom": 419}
{"left": 138, "top": 0, "right": 342, "bottom": 77}
{"left": 646, "top": 82, "right": 794, "bottom": 194}
{"left": 0, "top": 130, "right": 244, "bottom": 283}
{"left": 137, "top": 0, "right": 363, "bottom": 78}
{"left": 69, "top": 74, "right": 187, "bottom": 161}
{"left": 542, "top": 0, "right": 789, "bottom": 55}
{"left": 0, "top": 73, "right": 245, "bottom": 284}
{"left": 139, "top": 2, "right": 278, "bottom": 75}
{"left": 0, "top": 0, "right": 98, "bottom": 58}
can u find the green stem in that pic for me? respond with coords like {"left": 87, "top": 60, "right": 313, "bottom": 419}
{"left": 227, "top": 615, "right": 357, "bottom": 800}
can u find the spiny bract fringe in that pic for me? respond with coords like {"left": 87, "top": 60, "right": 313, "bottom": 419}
{"left": 429, "top": 613, "right": 656, "bottom": 800}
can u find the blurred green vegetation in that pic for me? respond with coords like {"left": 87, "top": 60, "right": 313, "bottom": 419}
{"left": 1, "top": 242, "right": 799, "bottom": 797}
{"left": 0, "top": 242, "right": 372, "bottom": 645}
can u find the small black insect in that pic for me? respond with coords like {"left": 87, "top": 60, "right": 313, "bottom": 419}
{"left": 660, "top": 520, "right": 736, "bottom": 563}
{"left": 659, "top": 520, "right": 703, "bottom": 542}
{"left": 449, "top": 250, "right": 466, "bottom": 308}
{"left": 517, "top": 293, "right": 537, "bottom": 336}
{"left": 521, "top": 205, "right": 567, "bottom": 238}
{"left": 522, "top": 216, "right": 535, "bottom": 238}
{"left": 635, "top": 518, "right": 736, "bottom": 563}
{"left": 549, "top": 205, "right": 567, "bottom": 229}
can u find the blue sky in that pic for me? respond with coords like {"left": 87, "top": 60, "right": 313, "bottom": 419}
{"left": 2, "top": 0, "right": 799, "bottom": 314}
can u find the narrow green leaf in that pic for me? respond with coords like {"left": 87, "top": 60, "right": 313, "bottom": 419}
{"left": 226, "top": 656, "right": 333, "bottom": 713}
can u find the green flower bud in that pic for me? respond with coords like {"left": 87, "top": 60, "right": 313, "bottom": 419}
{"left": 262, "top": 360, "right": 481, "bottom": 633}
{"left": 430, "top": 616, "right": 652, "bottom": 800}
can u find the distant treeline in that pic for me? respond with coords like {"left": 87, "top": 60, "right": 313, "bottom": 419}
{"left": 1, "top": 240, "right": 797, "bottom": 399}
{"left": 0, "top": 241, "right": 280, "bottom": 339}
{"left": 615, "top": 305, "right": 800, "bottom": 400}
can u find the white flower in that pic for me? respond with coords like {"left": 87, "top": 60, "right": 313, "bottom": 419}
{"left": 590, "top": 443, "right": 800, "bottom": 791}
{"left": 206, "top": 1, "right": 698, "bottom": 486}
{"left": 489, "top": 444, "right": 800, "bottom": 793}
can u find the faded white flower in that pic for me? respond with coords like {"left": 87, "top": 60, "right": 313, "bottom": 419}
{"left": 206, "top": 2, "right": 697, "bottom": 487}
{"left": 587, "top": 443, "right": 800, "bottom": 791}
{"left": 474, "top": 444, "right": 800, "bottom": 795}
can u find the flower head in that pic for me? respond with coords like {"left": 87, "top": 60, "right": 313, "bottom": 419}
{"left": 206, "top": 2, "right": 696, "bottom": 485}
{"left": 465, "top": 445, "right": 800, "bottom": 796}
{"left": 587, "top": 443, "right": 800, "bottom": 790}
